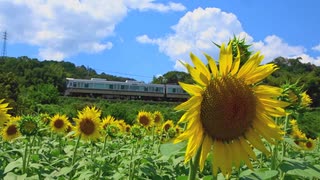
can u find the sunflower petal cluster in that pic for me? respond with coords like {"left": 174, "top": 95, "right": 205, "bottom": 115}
{"left": 174, "top": 42, "right": 289, "bottom": 176}
{"left": 50, "top": 114, "right": 70, "bottom": 134}
{"left": 1, "top": 117, "right": 21, "bottom": 141}
{"left": 73, "top": 106, "right": 102, "bottom": 141}
{"left": 136, "top": 111, "right": 154, "bottom": 128}
{"left": 153, "top": 111, "right": 164, "bottom": 125}
{"left": 290, "top": 119, "right": 318, "bottom": 151}
{"left": 0, "top": 99, "right": 12, "bottom": 128}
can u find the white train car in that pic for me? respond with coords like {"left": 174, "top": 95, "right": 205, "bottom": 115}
{"left": 65, "top": 78, "right": 188, "bottom": 101}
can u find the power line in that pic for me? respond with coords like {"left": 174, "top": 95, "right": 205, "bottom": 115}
{"left": 93, "top": 68, "right": 154, "bottom": 80}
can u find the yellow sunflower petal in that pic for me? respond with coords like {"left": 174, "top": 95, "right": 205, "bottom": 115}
{"left": 235, "top": 139, "right": 254, "bottom": 169}
{"left": 212, "top": 140, "right": 223, "bottom": 176}
{"left": 178, "top": 82, "right": 203, "bottom": 96}
{"left": 245, "top": 129, "right": 270, "bottom": 155}
{"left": 239, "top": 137, "right": 257, "bottom": 160}
{"left": 184, "top": 122, "right": 203, "bottom": 163}
{"left": 229, "top": 141, "right": 241, "bottom": 169}
{"left": 245, "top": 64, "right": 278, "bottom": 84}
{"left": 178, "top": 106, "right": 199, "bottom": 123}
{"left": 204, "top": 53, "right": 218, "bottom": 78}
{"left": 190, "top": 53, "right": 211, "bottom": 82}
{"left": 175, "top": 95, "right": 202, "bottom": 111}
{"left": 219, "top": 43, "right": 233, "bottom": 76}
{"left": 254, "top": 85, "right": 282, "bottom": 97}
{"left": 259, "top": 98, "right": 290, "bottom": 108}
{"left": 199, "top": 135, "right": 212, "bottom": 171}
{"left": 183, "top": 62, "right": 208, "bottom": 87}
{"left": 237, "top": 52, "right": 263, "bottom": 79}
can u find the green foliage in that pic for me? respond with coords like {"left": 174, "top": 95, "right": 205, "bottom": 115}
{"left": 266, "top": 57, "right": 320, "bottom": 107}
{"left": 16, "top": 84, "right": 60, "bottom": 115}
{"left": 30, "top": 97, "right": 183, "bottom": 125}
{"left": 298, "top": 109, "right": 320, "bottom": 138}
{"left": 152, "top": 71, "right": 193, "bottom": 84}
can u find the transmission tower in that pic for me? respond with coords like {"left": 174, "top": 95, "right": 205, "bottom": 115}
{"left": 2, "top": 31, "right": 7, "bottom": 58}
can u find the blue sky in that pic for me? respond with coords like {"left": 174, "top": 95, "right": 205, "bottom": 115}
{"left": 1, "top": 0, "right": 320, "bottom": 82}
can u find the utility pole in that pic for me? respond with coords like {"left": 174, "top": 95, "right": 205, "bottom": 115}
{"left": 1, "top": 31, "right": 7, "bottom": 59}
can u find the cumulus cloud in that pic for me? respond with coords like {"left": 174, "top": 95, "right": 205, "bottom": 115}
{"left": 291, "top": 54, "right": 320, "bottom": 66}
{"left": 0, "top": 0, "right": 185, "bottom": 60}
{"left": 312, "top": 44, "right": 320, "bottom": 52}
{"left": 251, "top": 35, "right": 305, "bottom": 63}
{"left": 136, "top": 7, "right": 251, "bottom": 70}
{"left": 137, "top": 7, "right": 319, "bottom": 71}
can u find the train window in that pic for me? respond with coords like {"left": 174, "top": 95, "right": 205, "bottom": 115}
{"left": 109, "top": 84, "right": 113, "bottom": 89}
{"left": 130, "top": 86, "right": 138, "bottom": 91}
{"left": 84, "top": 83, "right": 89, "bottom": 88}
{"left": 144, "top": 87, "right": 148, "bottom": 92}
{"left": 73, "top": 82, "right": 77, "bottom": 87}
{"left": 121, "top": 85, "right": 129, "bottom": 90}
{"left": 94, "top": 83, "right": 105, "bottom": 89}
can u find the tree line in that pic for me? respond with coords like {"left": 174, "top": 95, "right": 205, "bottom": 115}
{"left": 0, "top": 55, "right": 320, "bottom": 116}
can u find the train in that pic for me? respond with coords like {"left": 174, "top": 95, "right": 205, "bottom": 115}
{"left": 65, "top": 78, "right": 189, "bottom": 101}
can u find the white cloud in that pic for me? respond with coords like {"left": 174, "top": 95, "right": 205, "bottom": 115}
{"left": 125, "top": 0, "right": 186, "bottom": 12}
{"left": 291, "top": 54, "right": 320, "bottom": 66}
{"left": 251, "top": 35, "right": 305, "bottom": 63}
{"left": 137, "top": 7, "right": 319, "bottom": 71}
{"left": 0, "top": 0, "right": 185, "bottom": 60}
{"left": 137, "top": 7, "right": 251, "bottom": 70}
{"left": 312, "top": 44, "right": 320, "bottom": 52}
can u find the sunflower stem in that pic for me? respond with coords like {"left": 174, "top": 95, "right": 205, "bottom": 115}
{"left": 97, "top": 135, "right": 108, "bottom": 179}
{"left": 22, "top": 136, "right": 30, "bottom": 174}
{"left": 69, "top": 135, "right": 81, "bottom": 180}
{"left": 188, "top": 145, "right": 202, "bottom": 180}
{"left": 25, "top": 135, "right": 36, "bottom": 174}
{"left": 281, "top": 114, "right": 289, "bottom": 160}
{"left": 129, "top": 139, "right": 136, "bottom": 180}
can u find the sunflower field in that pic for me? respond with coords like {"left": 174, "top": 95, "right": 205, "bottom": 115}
{"left": 1, "top": 39, "right": 320, "bottom": 180}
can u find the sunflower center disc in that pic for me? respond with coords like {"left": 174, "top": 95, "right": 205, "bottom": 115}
{"left": 154, "top": 116, "right": 161, "bottom": 124}
{"left": 164, "top": 124, "right": 171, "bottom": 131}
{"left": 54, "top": 119, "right": 64, "bottom": 128}
{"left": 305, "top": 141, "right": 312, "bottom": 148}
{"left": 7, "top": 125, "right": 18, "bottom": 135}
{"left": 200, "top": 76, "right": 257, "bottom": 141}
{"left": 139, "top": 116, "right": 150, "bottom": 126}
{"left": 80, "top": 118, "right": 95, "bottom": 135}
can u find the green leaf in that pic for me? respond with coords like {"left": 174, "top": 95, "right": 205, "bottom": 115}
{"left": 176, "top": 176, "right": 188, "bottom": 180}
{"left": 51, "top": 166, "right": 73, "bottom": 177}
{"left": 160, "top": 141, "right": 186, "bottom": 157}
{"left": 240, "top": 168, "right": 278, "bottom": 179}
{"left": 253, "top": 169, "right": 278, "bottom": 179}
{"left": 75, "top": 170, "right": 94, "bottom": 180}
{"left": 4, "top": 172, "right": 27, "bottom": 180}
{"left": 4, "top": 158, "right": 23, "bottom": 174}
{"left": 279, "top": 158, "right": 320, "bottom": 178}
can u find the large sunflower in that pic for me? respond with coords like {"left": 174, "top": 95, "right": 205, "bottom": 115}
{"left": 73, "top": 106, "right": 102, "bottom": 141}
{"left": 50, "top": 114, "right": 69, "bottom": 134}
{"left": 174, "top": 42, "right": 288, "bottom": 176}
